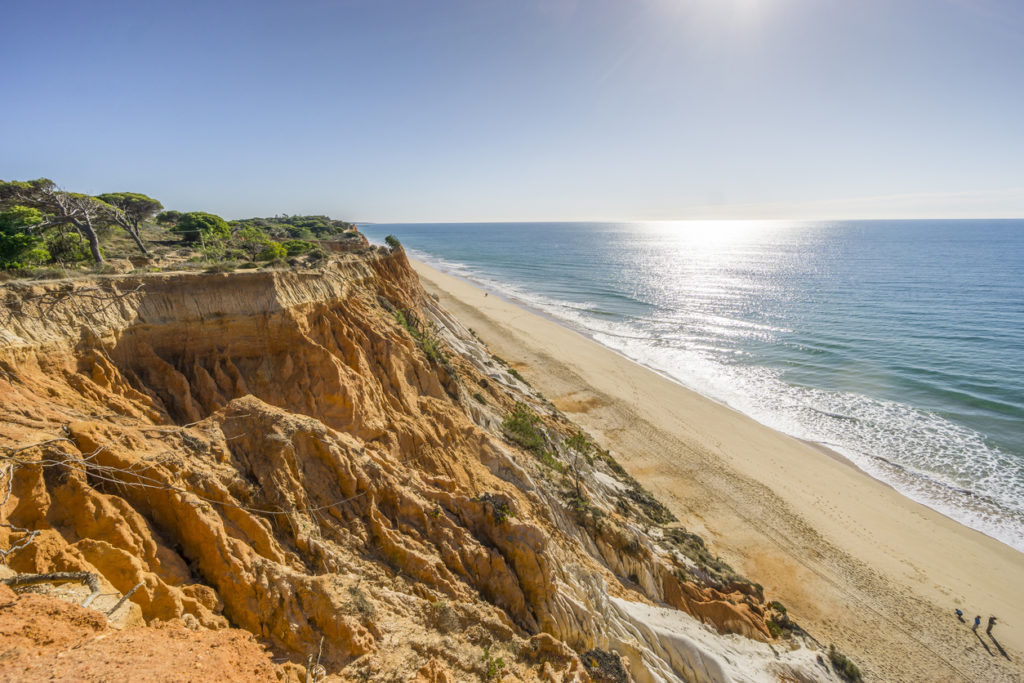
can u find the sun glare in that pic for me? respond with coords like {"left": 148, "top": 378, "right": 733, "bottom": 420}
{"left": 640, "top": 219, "right": 788, "bottom": 246}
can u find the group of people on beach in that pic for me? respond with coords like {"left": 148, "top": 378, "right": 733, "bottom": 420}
{"left": 955, "top": 609, "right": 997, "bottom": 635}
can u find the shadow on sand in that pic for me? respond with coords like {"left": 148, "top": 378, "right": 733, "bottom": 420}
{"left": 989, "top": 635, "right": 1011, "bottom": 662}
{"left": 973, "top": 630, "right": 993, "bottom": 656}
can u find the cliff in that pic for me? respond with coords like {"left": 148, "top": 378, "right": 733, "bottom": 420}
{"left": 0, "top": 248, "right": 842, "bottom": 681}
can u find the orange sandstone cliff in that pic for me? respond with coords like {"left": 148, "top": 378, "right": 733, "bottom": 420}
{"left": 0, "top": 246, "right": 842, "bottom": 681}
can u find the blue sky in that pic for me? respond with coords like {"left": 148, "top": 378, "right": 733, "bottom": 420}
{"left": 3, "top": 0, "right": 1023, "bottom": 221}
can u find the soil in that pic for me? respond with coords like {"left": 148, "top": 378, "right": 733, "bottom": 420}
{"left": 0, "top": 584, "right": 288, "bottom": 682}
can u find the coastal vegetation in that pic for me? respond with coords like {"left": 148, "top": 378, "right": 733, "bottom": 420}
{"left": 829, "top": 644, "right": 863, "bottom": 682}
{"left": 391, "top": 306, "right": 453, "bottom": 376}
{"left": 0, "top": 177, "right": 361, "bottom": 276}
{"left": 502, "top": 401, "right": 547, "bottom": 454}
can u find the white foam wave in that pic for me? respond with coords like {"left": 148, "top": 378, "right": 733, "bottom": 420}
{"left": 593, "top": 330, "right": 1024, "bottom": 552}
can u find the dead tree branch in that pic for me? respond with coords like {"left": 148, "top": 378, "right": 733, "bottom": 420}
{"left": 2, "top": 571, "right": 101, "bottom": 608}
{"left": 106, "top": 580, "right": 144, "bottom": 616}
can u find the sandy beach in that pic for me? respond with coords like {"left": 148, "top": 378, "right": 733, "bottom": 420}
{"left": 412, "top": 258, "right": 1024, "bottom": 682}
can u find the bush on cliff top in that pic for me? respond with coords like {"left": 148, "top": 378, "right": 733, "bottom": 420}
{"left": 172, "top": 211, "right": 231, "bottom": 244}
{"left": 231, "top": 214, "right": 354, "bottom": 239}
{"left": 1, "top": 177, "right": 359, "bottom": 274}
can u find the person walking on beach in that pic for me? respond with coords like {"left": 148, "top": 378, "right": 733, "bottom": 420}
{"left": 987, "top": 616, "right": 997, "bottom": 635}
{"left": 973, "top": 616, "right": 981, "bottom": 632}
{"left": 955, "top": 608, "right": 964, "bottom": 622}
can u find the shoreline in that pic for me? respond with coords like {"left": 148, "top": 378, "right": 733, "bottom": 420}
{"left": 410, "top": 257, "right": 1024, "bottom": 680}
{"left": 409, "top": 249, "right": 1011, "bottom": 544}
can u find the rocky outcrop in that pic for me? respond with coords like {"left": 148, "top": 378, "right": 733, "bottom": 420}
{"left": 0, "top": 248, "right": 840, "bottom": 681}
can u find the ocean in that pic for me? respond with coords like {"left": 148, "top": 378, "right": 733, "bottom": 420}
{"left": 360, "top": 220, "right": 1024, "bottom": 552}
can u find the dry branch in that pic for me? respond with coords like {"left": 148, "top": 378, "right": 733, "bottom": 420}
{"left": 2, "top": 571, "right": 101, "bottom": 608}
{"left": 106, "top": 580, "right": 144, "bottom": 616}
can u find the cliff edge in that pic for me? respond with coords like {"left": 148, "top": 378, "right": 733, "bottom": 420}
{"left": 0, "top": 247, "right": 844, "bottom": 681}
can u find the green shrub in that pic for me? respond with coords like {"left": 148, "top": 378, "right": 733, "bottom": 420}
{"left": 281, "top": 239, "right": 317, "bottom": 256}
{"left": 828, "top": 645, "right": 862, "bottom": 682}
{"left": 419, "top": 333, "right": 446, "bottom": 366}
{"left": 285, "top": 225, "right": 314, "bottom": 239}
{"left": 566, "top": 494, "right": 589, "bottom": 514}
{"left": 502, "top": 402, "right": 545, "bottom": 453}
{"left": 155, "top": 210, "right": 182, "bottom": 225}
{"left": 230, "top": 215, "right": 353, "bottom": 239}
{"left": 393, "top": 308, "right": 451, "bottom": 370}
{"left": 661, "top": 527, "right": 742, "bottom": 589}
{"left": 539, "top": 450, "right": 565, "bottom": 472}
{"left": 508, "top": 367, "right": 530, "bottom": 385}
{"left": 257, "top": 242, "right": 287, "bottom": 261}
{"left": 482, "top": 646, "right": 505, "bottom": 680}
{"left": 0, "top": 206, "right": 49, "bottom": 269}
{"left": 384, "top": 234, "right": 401, "bottom": 250}
{"left": 472, "top": 392, "right": 487, "bottom": 404}
{"left": 172, "top": 211, "right": 231, "bottom": 244}
{"left": 45, "top": 231, "right": 92, "bottom": 263}
{"left": 231, "top": 226, "right": 270, "bottom": 260}
{"left": 565, "top": 431, "right": 595, "bottom": 464}
{"left": 199, "top": 239, "right": 227, "bottom": 262}
{"left": 493, "top": 502, "right": 513, "bottom": 524}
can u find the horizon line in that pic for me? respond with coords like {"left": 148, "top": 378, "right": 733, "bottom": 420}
{"left": 352, "top": 216, "right": 1024, "bottom": 225}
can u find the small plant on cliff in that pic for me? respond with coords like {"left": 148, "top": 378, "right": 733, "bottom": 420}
{"left": 502, "top": 402, "right": 545, "bottom": 453}
{"left": 828, "top": 644, "right": 863, "bottom": 682}
{"left": 478, "top": 492, "right": 515, "bottom": 524}
{"left": 539, "top": 449, "right": 564, "bottom": 472}
{"left": 394, "top": 308, "right": 450, "bottom": 368}
{"left": 765, "top": 599, "right": 796, "bottom": 639}
{"left": 428, "top": 598, "right": 457, "bottom": 632}
{"left": 565, "top": 431, "right": 596, "bottom": 464}
{"left": 482, "top": 645, "right": 505, "bottom": 680}
{"left": 472, "top": 391, "right": 487, "bottom": 404}
{"left": 566, "top": 493, "right": 590, "bottom": 515}
{"left": 492, "top": 501, "right": 513, "bottom": 524}
{"left": 582, "top": 648, "right": 630, "bottom": 683}
{"left": 660, "top": 526, "right": 757, "bottom": 593}
{"left": 508, "top": 367, "right": 530, "bottom": 386}
{"left": 384, "top": 234, "right": 401, "bottom": 250}
{"left": 346, "top": 583, "right": 376, "bottom": 619}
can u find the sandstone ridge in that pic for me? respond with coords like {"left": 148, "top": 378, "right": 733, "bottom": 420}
{"left": 0, "top": 248, "right": 841, "bottom": 681}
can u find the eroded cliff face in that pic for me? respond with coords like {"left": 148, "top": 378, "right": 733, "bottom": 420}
{"left": 0, "top": 249, "right": 838, "bottom": 682}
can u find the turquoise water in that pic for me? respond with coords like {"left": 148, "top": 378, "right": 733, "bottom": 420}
{"left": 361, "top": 220, "right": 1024, "bottom": 551}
